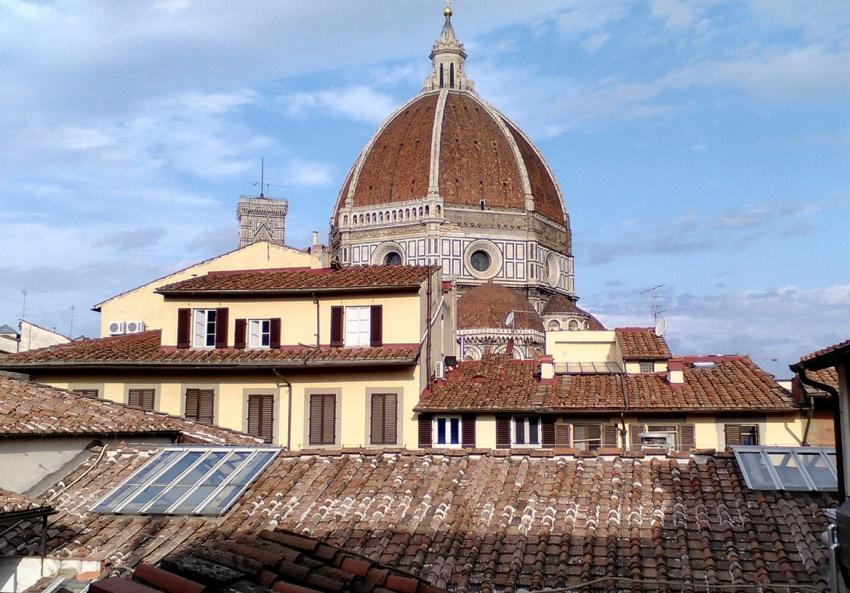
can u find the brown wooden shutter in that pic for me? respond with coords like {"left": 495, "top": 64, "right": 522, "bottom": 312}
{"left": 724, "top": 424, "right": 742, "bottom": 448}
{"left": 630, "top": 424, "right": 644, "bottom": 451}
{"left": 128, "top": 389, "right": 154, "bottom": 411}
{"left": 197, "top": 390, "right": 214, "bottom": 425}
{"left": 330, "top": 307, "right": 344, "bottom": 347}
{"left": 418, "top": 414, "right": 432, "bottom": 448}
{"left": 461, "top": 414, "right": 476, "bottom": 448}
{"left": 234, "top": 319, "right": 247, "bottom": 349}
{"left": 679, "top": 424, "right": 696, "bottom": 450}
{"left": 214, "top": 308, "right": 228, "bottom": 348}
{"left": 177, "top": 308, "right": 191, "bottom": 349}
{"left": 309, "top": 394, "right": 336, "bottom": 445}
{"left": 542, "top": 416, "right": 556, "bottom": 447}
{"left": 248, "top": 394, "right": 274, "bottom": 443}
{"left": 371, "top": 393, "right": 385, "bottom": 444}
{"left": 496, "top": 415, "right": 511, "bottom": 449}
{"left": 370, "top": 393, "right": 398, "bottom": 445}
{"left": 184, "top": 388, "right": 199, "bottom": 420}
{"left": 603, "top": 425, "right": 619, "bottom": 447}
{"left": 554, "top": 423, "right": 571, "bottom": 447}
{"left": 370, "top": 305, "right": 383, "bottom": 347}
{"left": 270, "top": 318, "right": 282, "bottom": 349}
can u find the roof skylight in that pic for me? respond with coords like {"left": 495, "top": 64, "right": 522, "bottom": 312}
{"left": 92, "top": 447, "right": 278, "bottom": 516}
{"left": 733, "top": 446, "right": 837, "bottom": 492}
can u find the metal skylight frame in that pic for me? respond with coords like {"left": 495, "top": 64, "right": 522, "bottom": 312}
{"left": 732, "top": 446, "right": 837, "bottom": 492}
{"left": 91, "top": 447, "right": 279, "bottom": 516}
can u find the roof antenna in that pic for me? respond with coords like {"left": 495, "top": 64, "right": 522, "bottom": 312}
{"left": 640, "top": 284, "right": 667, "bottom": 325}
{"left": 259, "top": 157, "right": 265, "bottom": 198}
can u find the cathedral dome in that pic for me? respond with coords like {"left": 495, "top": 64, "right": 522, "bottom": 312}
{"left": 334, "top": 89, "right": 566, "bottom": 225}
{"left": 458, "top": 283, "right": 544, "bottom": 332}
{"left": 542, "top": 294, "right": 606, "bottom": 331}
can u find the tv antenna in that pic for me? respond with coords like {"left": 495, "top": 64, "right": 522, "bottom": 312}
{"left": 249, "top": 157, "right": 291, "bottom": 197}
{"left": 640, "top": 284, "right": 668, "bottom": 325}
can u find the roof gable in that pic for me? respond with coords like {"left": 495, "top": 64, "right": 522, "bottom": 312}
{"left": 615, "top": 327, "right": 672, "bottom": 360}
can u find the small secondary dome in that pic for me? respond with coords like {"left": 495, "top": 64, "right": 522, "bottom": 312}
{"left": 458, "top": 283, "right": 544, "bottom": 332}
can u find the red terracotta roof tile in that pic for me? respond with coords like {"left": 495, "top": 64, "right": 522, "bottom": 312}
{"left": 2, "top": 446, "right": 834, "bottom": 593}
{"left": 804, "top": 367, "right": 840, "bottom": 391}
{"left": 541, "top": 295, "right": 605, "bottom": 329}
{"left": 457, "top": 283, "right": 543, "bottom": 331}
{"left": 615, "top": 327, "right": 672, "bottom": 359}
{"left": 0, "top": 488, "right": 50, "bottom": 514}
{"left": 794, "top": 338, "right": 850, "bottom": 372}
{"left": 416, "top": 353, "right": 795, "bottom": 412}
{"left": 0, "top": 374, "right": 261, "bottom": 444}
{"left": 0, "top": 331, "right": 420, "bottom": 369}
{"left": 156, "top": 265, "right": 435, "bottom": 295}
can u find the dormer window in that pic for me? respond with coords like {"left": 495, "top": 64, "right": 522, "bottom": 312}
{"left": 193, "top": 309, "right": 217, "bottom": 348}
{"left": 248, "top": 319, "right": 271, "bottom": 348}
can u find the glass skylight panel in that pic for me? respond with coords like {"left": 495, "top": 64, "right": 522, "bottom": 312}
{"left": 733, "top": 446, "right": 836, "bottom": 492}
{"left": 92, "top": 448, "right": 278, "bottom": 516}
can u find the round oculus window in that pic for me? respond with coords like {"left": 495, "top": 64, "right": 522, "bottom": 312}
{"left": 384, "top": 252, "right": 402, "bottom": 265}
{"left": 470, "top": 250, "right": 491, "bottom": 272}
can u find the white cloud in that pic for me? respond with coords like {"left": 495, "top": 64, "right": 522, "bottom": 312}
{"left": 283, "top": 159, "right": 335, "bottom": 188}
{"left": 555, "top": 2, "right": 631, "bottom": 35}
{"left": 581, "top": 32, "right": 610, "bottom": 53}
{"left": 283, "top": 86, "right": 399, "bottom": 124}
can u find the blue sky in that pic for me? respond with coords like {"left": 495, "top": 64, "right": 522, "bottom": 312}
{"left": 0, "top": 0, "right": 847, "bottom": 376}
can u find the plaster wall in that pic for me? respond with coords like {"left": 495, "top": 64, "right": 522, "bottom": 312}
{"left": 546, "top": 331, "right": 620, "bottom": 363}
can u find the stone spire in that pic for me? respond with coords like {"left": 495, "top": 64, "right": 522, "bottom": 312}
{"left": 423, "top": 1, "right": 474, "bottom": 92}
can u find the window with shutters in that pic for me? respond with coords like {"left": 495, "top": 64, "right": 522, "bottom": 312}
{"left": 192, "top": 309, "right": 217, "bottom": 348}
{"left": 639, "top": 361, "right": 655, "bottom": 373}
{"left": 433, "top": 416, "right": 462, "bottom": 448}
{"left": 184, "top": 389, "right": 215, "bottom": 425}
{"left": 726, "top": 423, "right": 759, "bottom": 447}
{"left": 370, "top": 393, "right": 398, "bottom": 445}
{"left": 573, "top": 424, "right": 602, "bottom": 451}
{"left": 128, "top": 388, "right": 155, "bottom": 411}
{"left": 640, "top": 424, "right": 678, "bottom": 449}
{"left": 247, "top": 319, "right": 271, "bottom": 348}
{"left": 247, "top": 394, "right": 274, "bottom": 443}
{"left": 511, "top": 416, "right": 542, "bottom": 447}
{"left": 309, "top": 394, "right": 336, "bottom": 445}
{"left": 72, "top": 389, "right": 99, "bottom": 399}
{"left": 344, "top": 306, "right": 371, "bottom": 347}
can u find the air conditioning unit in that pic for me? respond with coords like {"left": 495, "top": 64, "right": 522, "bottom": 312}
{"left": 125, "top": 321, "right": 145, "bottom": 334}
{"left": 434, "top": 360, "right": 445, "bottom": 379}
{"left": 107, "top": 321, "right": 126, "bottom": 335}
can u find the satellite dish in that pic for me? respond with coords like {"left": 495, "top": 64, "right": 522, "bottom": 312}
{"left": 655, "top": 318, "right": 667, "bottom": 336}
{"left": 504, "top": 312, "right": 515, "bottom": 327}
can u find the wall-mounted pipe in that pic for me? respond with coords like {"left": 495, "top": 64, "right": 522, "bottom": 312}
{"left": 272, "top": 369, "right": 293, "bottom": 451}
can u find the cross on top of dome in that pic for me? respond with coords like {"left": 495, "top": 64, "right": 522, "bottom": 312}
{"left": 423, "top": 1, "right": 474, "bottom": 92}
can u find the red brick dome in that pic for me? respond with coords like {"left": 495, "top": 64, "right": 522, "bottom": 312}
{"left": 335, "top": 90, "right": 566, "bottom": 226}
{"left": 458, "top": 282, "right": 544, "bottom": 332}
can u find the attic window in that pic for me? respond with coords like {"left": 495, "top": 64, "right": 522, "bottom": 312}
{"left": 733, "top": 446, "right": 837, "bottom": 492}
{"left": 92, "top": 447, "right": 278, "bottom": 516}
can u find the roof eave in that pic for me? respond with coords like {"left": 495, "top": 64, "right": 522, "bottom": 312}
{"left": 155, "top": 284, "right": 425, "bottom": 297}
{"left": 0, "top": 358, "right": 419, "bottom": 371}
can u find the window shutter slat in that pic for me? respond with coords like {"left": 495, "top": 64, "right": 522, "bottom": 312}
{"left": 177, "top": 309, "right": 191, "bottom": 349}
{"left": 214, "top": 308, "right": 228, "bottom": 348}
{"left": 370, "top": 305, "right": 383, "bottom": 347}
{"left": 418, "top": 414, "right": 432, "bottom": 448}
{"left": 680, "top": 424, "right": 696, "bottom": 450}
{"left": 309, "top": 395, "right": 323, "bottom": 445}
{"left": 128, "top": 389, "right": 140, "bottom": 408}
{"left": 724, "top": 424, "right": 742, "bottom": 448}
{"left": 630, "top": 424, "right": 644, "bottom": 451}
{"left": 541, "top": 416, "right": 556, "bottom": 447}
{"left": 234, "top": 319, "right": 247, "bottom": 349}
{"left": 496, "top": 415, "right": 511, "bottom": 449}
{"left": 461, "top": 414, "right": 476, "bottom": 449}
{"left": 185, "top": 389, "right": 199, "bottom": 420}
{"left": 554, "top": 423, "right": 571, "bottom": 447}
{"left": 261, "top": 395, "right": 274, "bottom": 443}
{"left": 603, "top": 425, "right": 619, "bottom": 447}
{"left": 324, "top": 395, "right": 336, "bottom": 444}
{"left": 330, "top": 307, "right": 344, "bottom": 347}
{"left": 247, "top": 395, "right": 261, "bottom": 436}
{"left": 371, "top": 394, "right": 385, "bottom": 444}
{"left": 270, "top": 318, "right": 281, "bottom": 349}
{"left": 385, "top": 394, "right": 397, "bottom": 445}
{"left": 128, "top": 389, "right": 155, "bottom": 411}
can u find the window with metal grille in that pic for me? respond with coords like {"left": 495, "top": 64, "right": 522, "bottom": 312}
{"left": 247, "top": 394, "right": 274, "bottom": 443}
{"left": 72, "top": 389, "right": 98, "bottom": 399}
{"left": 370, "top": 393, "right": 398, "bottom": 445}
{"left": 639, "top": 361, "right": 655, "bottom": 373}
{"left": 193, "top": 309, "right": 217, "bottom": 348}
{"left": 91, "top": 447, "right": 278, "bottom": 516}
{"left": 184, "top": 389, "right": 215, "bottom": 425}
{"left": 128, "top": 388, "right": 155, "bottom": 411}
{"left": 512, "top": 416, "right": 541, "bottom": 447}
{"left": 309, "top": 394, "right": 336, "bottom": 445}
{"left": 733, "top": 446, "right": 836, "bottom": 491}
{"left": 433, "top": 416, "right": 462, "bottom": 448}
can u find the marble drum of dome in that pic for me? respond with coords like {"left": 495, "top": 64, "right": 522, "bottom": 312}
{"left": 330, "top": 6, "right": 574, "bottom": 311}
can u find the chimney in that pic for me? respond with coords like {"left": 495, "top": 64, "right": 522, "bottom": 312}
{"left": 539, "top": 355, "right": 555, "bottom": 381}
{"left": 311, "top": 231, "right": 319, "bottom": 247}
{"left": 667, "top": 359, "right": 684, "bottom": 385}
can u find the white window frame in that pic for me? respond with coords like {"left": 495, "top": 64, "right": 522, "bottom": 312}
{"left": 433, "top": 416, "right": 462, "bottom": 448}
{"left": 344, "top": 305, "right": 371, "bottom": 347}
{"left": 511, "top": 415, "right": 542, "bottom": 448}
{"left": 193, "top": 309, "right": 217, "bottom": 348}
{"left": 573, "top": 423, "right": 602, "bottom": 451}
{"left": 733, "top": 446, "right": 837, "bottom": 492}
{"left": 248, "top": 319, "right": 271, "bottom": 349}
{"left": 640, "top": 424, "right": 678, "bottom": 449}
